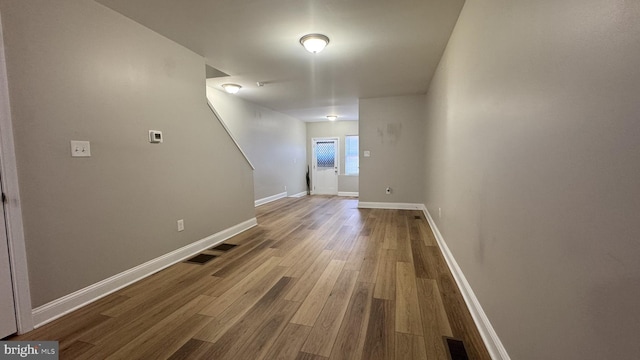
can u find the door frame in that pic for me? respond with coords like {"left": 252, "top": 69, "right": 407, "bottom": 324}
{"left": 0, "top": 13, "right": 34, "bottom": 334}
{"left": 311, "top": 137, "right": 340, "bottom": 195}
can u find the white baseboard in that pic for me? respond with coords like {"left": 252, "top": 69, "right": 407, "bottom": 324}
{"left": 255, "top": 192, "right": 287, "bottom": 207}
{"left": 288, "top": 191, "right": 307, "bottom": 198}
{"left": 357, "top": 201, "right": 422, "bottom": 210}
{"left": 421, "top": 205, "right": 510, "bottom": 360}
{"left": 338, "top": 192, "right": 359, "bottom": 197}
{"left": 31, "top": 217, "right": 258, "bottom": 328}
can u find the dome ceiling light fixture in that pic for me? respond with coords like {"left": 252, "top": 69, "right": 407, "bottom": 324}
{"left": 300, "top": 34, "right": 330, "bottom": 53}
{"left": 221, "top": 83, "right": 242, "bottom": 94}
{"left": 326, "top": 115, "right": 338, "bottom": 121}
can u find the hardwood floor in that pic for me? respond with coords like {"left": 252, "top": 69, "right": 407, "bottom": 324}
{"left": 11, "top": 196, "right": 491, "bottom": 359}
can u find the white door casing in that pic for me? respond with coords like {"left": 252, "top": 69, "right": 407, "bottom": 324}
{"left": 0, "top": 12, "right": 34, "bottom": 334}
{"left": 312, "top": 138, "right": 339, "bottom": 195}
{"left": 0, "top": 181, "right": 17, "bottom": 337}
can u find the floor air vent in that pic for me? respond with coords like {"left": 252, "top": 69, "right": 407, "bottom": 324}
{"left": 211, "top": 243, "right": 237, "bottom": 251}
{"left": 414, "top": 215, "right": 422, "bottom": 219}
{"left": 444, "top": 337, "right": 469, "bottom": 360}
{"left": 185, "top": 254, "right": 217, "bottom": 265}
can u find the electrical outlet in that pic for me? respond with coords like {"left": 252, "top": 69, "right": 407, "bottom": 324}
{"left": 438, "top": 208, "right": 442, "bottom": 219}
{"left": 177, "top": 219, "right": 184, "bottom": 232}
{"left": 284, "top": 185, "right": 287, "bottom": 192}
{"left": 385, "top": 187, "right": 391, "bottom": 194}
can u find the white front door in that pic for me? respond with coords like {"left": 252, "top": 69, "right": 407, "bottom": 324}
{"left": 312, "top": 138, "right": 339, "bottom": 195}
{"left": 0, "top": 183, "right": 17, "bottom": 337}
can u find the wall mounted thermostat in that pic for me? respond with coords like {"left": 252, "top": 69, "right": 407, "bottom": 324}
{"left": 149, "top": 130, "right": 163, "bottom": 143}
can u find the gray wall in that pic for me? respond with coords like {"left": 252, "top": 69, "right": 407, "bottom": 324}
{"left": 0, "top": 0, "right": 255, "bottom": 307}
{"left": 359, "top": 95, "right": 425, "bottom": 203}
{"left": 207, "top": 87, "right": 307, "bottom": 200}
{"left": 423, "top": 0, "right": 640, "bottom": 359}
{"left": 306, "top": 121, "right": 359, "bottom": 194}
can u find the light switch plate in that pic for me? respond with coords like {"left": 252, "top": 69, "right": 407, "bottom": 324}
{"left": 363, "top": 150, "right": 371, "bottom": 157}
{"left": 70, "top": 141, "right": 91, "bottom": 157}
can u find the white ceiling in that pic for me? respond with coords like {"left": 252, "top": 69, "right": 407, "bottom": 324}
{"left": 95, "top": 0, "right": 465, "bottom": 122}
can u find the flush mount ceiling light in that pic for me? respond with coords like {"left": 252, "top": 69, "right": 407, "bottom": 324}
{"left": 326, "top": 115, "right": 338, "bottom": 121}
{"left": 300, "top": 34, "right": 330, "bottom": 53}
{"left": 221, "top": 83, "right": 242, "bottom": 94}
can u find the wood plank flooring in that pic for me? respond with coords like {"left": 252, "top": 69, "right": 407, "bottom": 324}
{"left": 10, "top": 196, "right": 491, "bottom": 359}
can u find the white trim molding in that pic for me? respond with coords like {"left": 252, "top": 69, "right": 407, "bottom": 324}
{"left": 338, "top": 192, "right": 359, "bottom": 197}
{"left": 255, "top": 192, "right": 287, "bottom": 207}
{"left": 288, "top": 191, "right": 307, "bottom": 198}
{"left": 357, "top": 202, "right": 422, "bottom": 210}
{"left": 421, "top": 205, "right": 510, "bottom": 360}
{"left": 205, "top": 97, "right": 255, "bottom": 170}
{"left": 0, "top": 15, "right": 34, "bottom": 334}
{"left": 32, "top": 217, "right": 258, "bottom": 328}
